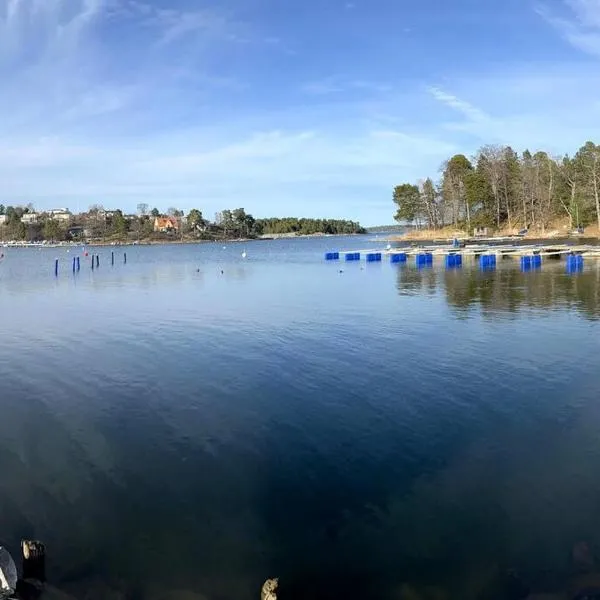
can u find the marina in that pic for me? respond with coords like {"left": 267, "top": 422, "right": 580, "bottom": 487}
{"left": 326, "top": 243, "right": 600, "bottom": 263}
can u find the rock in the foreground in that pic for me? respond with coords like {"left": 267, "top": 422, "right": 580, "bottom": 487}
{"left": 261, "top": 578, "right": 279, "bottom": 600}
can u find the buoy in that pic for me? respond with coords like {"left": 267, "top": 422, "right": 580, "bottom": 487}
{"left": 241, "top": 250, "right": 247, "bottom": 259}
{"left": 386, "top": 243, "right": 392, "bottom": 250}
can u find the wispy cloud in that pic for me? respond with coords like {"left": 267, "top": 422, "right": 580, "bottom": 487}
{"left": 109, "top": 0, "right": 244, "bottom": 46}
{"left": 428, "top": 86, "right": 490, "bottom": 123}
{"left": 302, "top": 79, "right": 344, "bottom": 95}
{"left": 0, "top": 0, "right": 105, "bottom": 63}
{"left": 537, "top": 0, "right": 600, "bottom": 56}
{"left": 302, "top": 77, "right": 392, "bottom": 96}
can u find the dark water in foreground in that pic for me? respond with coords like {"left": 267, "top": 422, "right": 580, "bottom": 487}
{"left": 1, "top": 237, "right": 600, "bottom": 600}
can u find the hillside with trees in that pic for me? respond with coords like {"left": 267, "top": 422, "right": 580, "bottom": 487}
{"left": 393, "top": 141, "right": 600, "bottom": 233}
{"left": 0, "top": 203, "right": 365, "bottom": 243}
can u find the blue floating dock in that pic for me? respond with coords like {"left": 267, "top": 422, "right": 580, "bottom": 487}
{"left": 366, "top": 253, "right": 382, "bottom": 262}
{"left": 445, "top": 254, "right": 462, "bottom": 269}
{"left": 520, "top": 256, "right": 532, "bottom": 270}
{"left": 325, "top": 252, "right": 340, "bottom": 261}
{"left": 390, "top": 253, "right": 407, "bottom": 263}
{"left": 479, "top": 254, "right": 496, "bottom": 269}
{"left": 416, "top": 252, "right": 433, "bottom": 266}
{"left": 566, "top": 254, "right": 584, "bottom": 273}
{"left": 345, "top": 252, "right": 360, "bottom": 262}
{"left": 521, "top": 255, "right": 542, "bottom": 271}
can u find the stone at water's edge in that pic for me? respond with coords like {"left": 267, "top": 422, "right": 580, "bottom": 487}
{"left": 0, "top": 547, "right": 17, "bottom": 596}
{"left": 261, "top": 578, "right": 278, "bottom": 600}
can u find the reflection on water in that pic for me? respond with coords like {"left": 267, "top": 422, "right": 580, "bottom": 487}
{"left": 396, "top": 260, "right": 600, "bottom": 319}
{"left": 0, "top": 241, "right": 600, "bottom": 599}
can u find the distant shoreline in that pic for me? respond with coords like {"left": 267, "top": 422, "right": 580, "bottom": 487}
{"left": 1, "top": 231, "right": 366, "bottom": 249}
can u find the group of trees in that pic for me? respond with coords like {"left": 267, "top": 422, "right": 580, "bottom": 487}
{"left": 0, "top": 204, "right": 58, "bottom": 241}
{"left": 0, "top": 202, "right": 365, "bottom": 242}
{"left": 215, "top": 208, "right": 257, "bottom": 237}
{"left": 256, "top": 218, "right": 366, "bottom": 235}
{"left": 393, "top": 141, "right": 600, "bottom": 233}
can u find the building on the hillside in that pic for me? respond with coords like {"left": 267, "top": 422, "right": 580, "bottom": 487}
{"left": 48, "top": 209, "right": 72, "bottom": 222}
{"left": 21, "top": 213, "right": 39, "bottom": 224}
{"left": 153, "top": 217, "right": 179, "bottom": 233}
{"left": 0, "top": 215, "right": 7, "bottom": 225}
{"left": 67, "top": 226, "right": 90, "bottom": 239}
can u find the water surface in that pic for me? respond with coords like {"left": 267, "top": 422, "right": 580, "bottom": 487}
{"left": 1, "top": 238, "right": 600, "bottom": 599}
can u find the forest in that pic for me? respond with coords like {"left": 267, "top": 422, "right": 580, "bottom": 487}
{"left": 393, "top": 141, "right": 600, "bottom": 233}
{"left": 255, "top": 217, "right": 366, "bottom": 235}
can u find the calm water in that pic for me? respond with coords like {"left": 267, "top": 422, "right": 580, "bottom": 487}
{"left": 1, "top": 237, "right": 600, "bottom": 600}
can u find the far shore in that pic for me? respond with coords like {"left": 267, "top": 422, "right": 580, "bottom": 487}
{"left": 0, "top": 231, "right": 365, "bottom": 249}
{"left": 386, "top": 222, "right": 600, "bottom": 244}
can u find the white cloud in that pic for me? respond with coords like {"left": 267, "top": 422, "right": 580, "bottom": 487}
{"left": 0, "top": 125, "right": 457, "bottom": 222}
{"left": 428, "top": 86, "right": 490, "bottom": 124}
{"left": 538, "top": 0, "right": 600, "bottom": 56}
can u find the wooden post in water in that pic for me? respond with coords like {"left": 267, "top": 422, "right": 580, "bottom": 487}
{"left": 54, "top": 259, "right": 58, "bottom": 277}
{"left": 91, "top": 254, "right": 94, "bottom": 270}
{"left": 111, "top": 251, "right": 114, "bottom": 266}
{"left": 21, "top": 540, "right": 46, "bottom": 583}
{"left": 76, "top": 257, "right": 80, "bottom": 271}
{"left": 124, "top": 252, "right": 127, "bottom": 264}
{"left": 96, "top": 255, "right": 99, "bottom": 268}
{"left": 72, "top": 257, "right": 76, "bottom": 273}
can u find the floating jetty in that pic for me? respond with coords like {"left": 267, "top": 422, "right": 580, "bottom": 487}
{"left": 325, "top": 243, "right": 600, "bottom": 260}
{"left": 324, "top": 243, "right": 600, "bottom": 271}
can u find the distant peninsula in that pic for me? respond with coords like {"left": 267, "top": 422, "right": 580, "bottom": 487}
{"left": 0, "top": 204, "right": 366, "bottom": 244}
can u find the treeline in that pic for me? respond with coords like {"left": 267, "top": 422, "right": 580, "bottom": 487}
{"left": 256, "top": 218, "right": 366, "bottom": 235}
{"left": 393, "top": 141, "right": 600, "bottom": 232}
{"left": 211, "top": 211, "right": 365, "bottom": 237}
{"left": 0, "top": 203, "right": 366, "bottom": 242}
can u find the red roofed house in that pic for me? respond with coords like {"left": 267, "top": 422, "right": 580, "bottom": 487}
{"left": 154, "top": 216, "right": 179, "bottom": 233}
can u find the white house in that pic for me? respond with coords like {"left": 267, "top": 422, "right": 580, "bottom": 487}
{"left": 47, "top": 209, "right": 72, "bottom": 222}
{"left": 0, "top": 215, "right": 6, "bottom": 225}
{"left": 21, "top": 212, "right": 39, "bottom": 224}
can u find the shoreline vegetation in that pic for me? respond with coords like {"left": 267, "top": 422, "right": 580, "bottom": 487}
{"left": 0, "top": 204, "right": 366, "bottom": 245}
{"left": 393, "top": 141, "right": 600, "bottom": 240}
{"left": 389, "top": 220, "right": 599, "bottom": 244}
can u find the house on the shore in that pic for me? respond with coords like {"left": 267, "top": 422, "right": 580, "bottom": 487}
{"left": 154, "top": 216, "right": 179, "bottom": 233}
{"left": 21, "top": 212, "right": 39, "bottom": 224}
{"left": 97, "top": 209, "right": 117, "bottom": 220}
{"left": 47, "top": 209, "right": 72, "bottom": 222}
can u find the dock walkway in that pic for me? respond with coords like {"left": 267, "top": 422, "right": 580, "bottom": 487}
{"left": 330, "top": 243, "right": 600, "bottom": 261}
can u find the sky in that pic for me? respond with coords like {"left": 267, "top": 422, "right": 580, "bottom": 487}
{"left": 2, "top": 0, "right": 600, "bottom": 225}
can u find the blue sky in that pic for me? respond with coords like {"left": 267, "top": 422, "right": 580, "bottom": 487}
{"left": 1, "top": 0, "right": 600, "bottom": 225}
